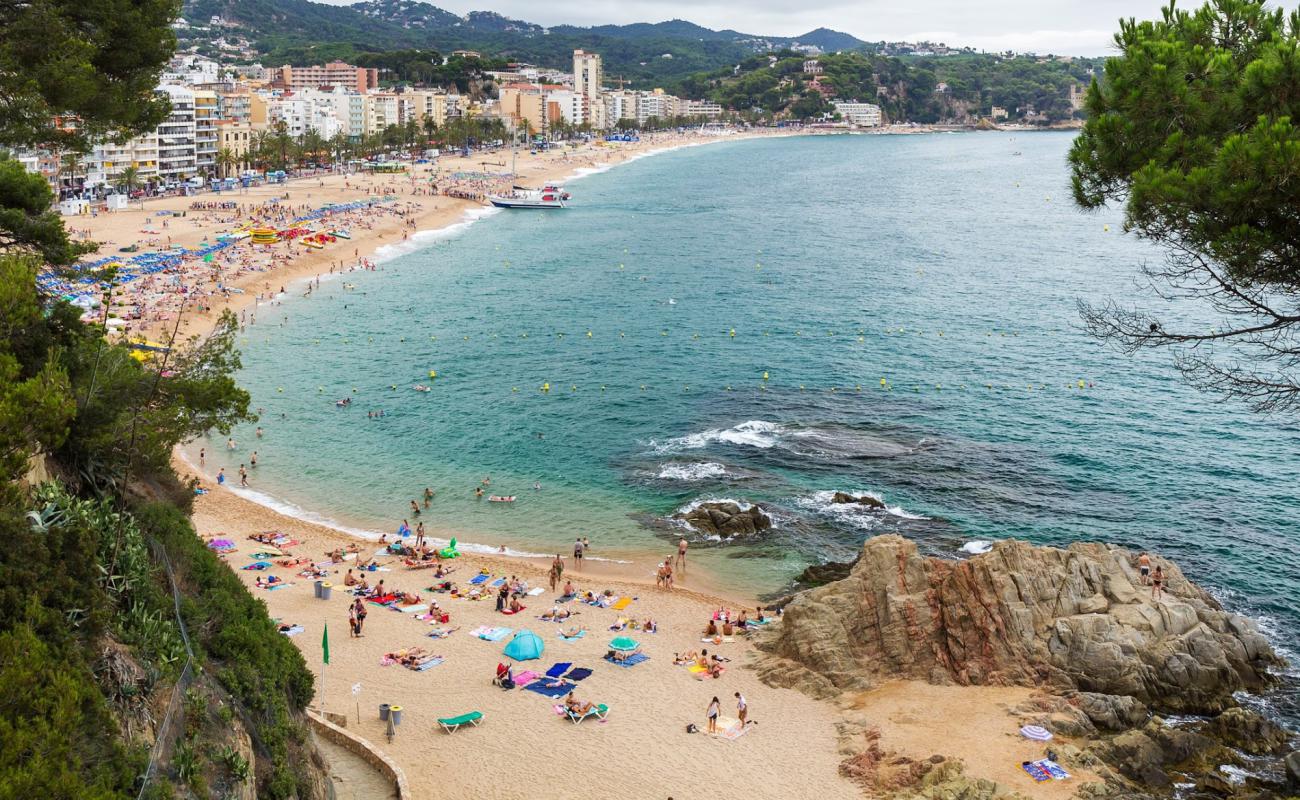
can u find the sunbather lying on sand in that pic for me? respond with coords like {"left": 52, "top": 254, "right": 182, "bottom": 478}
{"left": 539, "top": 606, "right": 572, "bottom": 621}
{"left": 560, "top": 626, "right": 585, "bottom": 639}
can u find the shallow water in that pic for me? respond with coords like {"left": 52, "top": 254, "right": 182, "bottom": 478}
{"left": 202, "top": 132, "right": 1298, "bottom": 722}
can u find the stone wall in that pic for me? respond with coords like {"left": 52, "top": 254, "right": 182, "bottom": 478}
{"left": 306, "top": 710, "right": 410, "bottom": 799}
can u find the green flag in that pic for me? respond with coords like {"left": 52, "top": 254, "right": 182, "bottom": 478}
{"left": 322, "top": 622, "right": 330, "bottom": 665}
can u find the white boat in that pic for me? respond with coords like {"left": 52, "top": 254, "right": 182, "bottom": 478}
{"left": 489, "top": 184, "right": 569, "bottom": 209}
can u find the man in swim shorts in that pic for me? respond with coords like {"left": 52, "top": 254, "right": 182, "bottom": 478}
{"left": 573, "top": 537, "right": 584, "bottom": 568}
{"left": 1138, "top": 552, "right": 1151, "bottom": 585}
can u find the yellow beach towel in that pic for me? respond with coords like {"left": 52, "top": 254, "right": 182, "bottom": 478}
{"left": 611, "top": 597, "right": 632, "bottom": 611}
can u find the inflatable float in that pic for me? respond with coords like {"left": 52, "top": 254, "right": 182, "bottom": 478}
{"left": 488, "top": 496, "right": 516, "bottom": 503}
{"left": 437, "top": 538, "right": 460, "bottom": 559}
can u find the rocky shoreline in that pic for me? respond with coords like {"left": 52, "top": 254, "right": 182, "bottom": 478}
{"left": 753, "top": 535, "right": 1298, "bottom": 799}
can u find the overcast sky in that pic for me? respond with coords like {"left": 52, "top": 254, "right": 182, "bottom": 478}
{"left": 325, "top": 0, "right": 1201, "bottom": 56}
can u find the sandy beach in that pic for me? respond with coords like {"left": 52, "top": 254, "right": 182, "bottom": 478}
{"left": 186, "top": 474, "right": 1102, "bottom": 800}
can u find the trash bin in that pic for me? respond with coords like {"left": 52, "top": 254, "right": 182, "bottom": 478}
{"left": 389, "top": 705, "right": 402, "bottom": 726}
{"left": 379, "top": 703, "right": 390, "bottom": 721}
{"left": 320, "top": 582, "right": 332, "bottom": 600}
{"left": 313, "top": 580, "right": 323, "bottom": 598}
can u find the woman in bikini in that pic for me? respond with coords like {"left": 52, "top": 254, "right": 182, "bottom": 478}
{"left": 1151, "top": 565, "right": 1165, "bottom": 600}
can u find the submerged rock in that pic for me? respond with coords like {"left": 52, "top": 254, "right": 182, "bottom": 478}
{"left": 830, "top": 491, "right": 886, "bottom": 509}
{"left": 673, "top": 501, "right": 772, "bottom": 539}
{"left": 755, "top": 535, "right": 1282, "bottom": 713}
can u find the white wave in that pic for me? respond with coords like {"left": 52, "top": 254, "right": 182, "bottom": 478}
{"left": 371, "top": 206, "right": 501, "bottom": 264}
{"left": 180, "top": 451, "right": 628, "bottom": 562}
{"left": 656, "top": 462, "right": 728, "bottom": 481}
{"left": 793, "top": 490, "right": 928, "bottom": 529}
{"left": 649, "top": 420, "right": 782, "bottom": 454}
{"left": 960, "top": 540, "right": 994, "bottom": 555}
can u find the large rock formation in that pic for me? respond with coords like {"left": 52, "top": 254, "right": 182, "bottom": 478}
{"left": 756, "top": 535, "right": 1282, "bottom": 713}
{"left": 673, "top": 501, "right": 772, "bottom": 539}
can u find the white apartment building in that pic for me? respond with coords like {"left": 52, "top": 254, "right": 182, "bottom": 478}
{"left": 86, "top": 134, "right": 159, "bottom": 188}
{"left": 679, "top": 99, "right": 723, "bottom": 119}
{"left": 365, "top": 93, "right": 399, "bottom": 136}
{"left": 833, "top": 101, "right": 882, "bottom": 127}
{"left": 546, "top": 90, "right": 586, "bottom": 127}
{"left": 156, "top": 85, "right": 198, "bottom": 181}
{"left": 604, "top": 90, "right": 638, "bottom": 125}
{"left": 162, "top": 55, "right": 222, "bottom": 86}
{"left": 267, "top": 97, "right": 308, "bottom": 138}
{"left": 636, "top": 90, "right": 675, "bottom": 125}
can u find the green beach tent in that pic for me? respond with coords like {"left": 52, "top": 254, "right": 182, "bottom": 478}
{"left": 503, "top": 629, "right": 544, "bottom": 661}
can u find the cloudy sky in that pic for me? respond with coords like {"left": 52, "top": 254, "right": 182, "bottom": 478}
{"left": 349, "top": 0, "right": 1185, "bottom": 56}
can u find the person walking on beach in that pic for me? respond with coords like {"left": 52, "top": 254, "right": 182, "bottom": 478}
{"left": 199, "top": 447, "right": 205, "bottom": 464}
{"left": 352, "top": 598, "right": 367, "bottom": 636}
{"left": 573, "top": 537, "right": 585, "bottom": 569}
{"left": 549, "top": 554, "right": 564, "bottom": 591}
{"left": 736, "top": 692, "right": 750, "bottom": 726}
{"left": 1137, "top": 552, "right": 1152, "bottom": 585}
{"left": 216, "top": 468, "right": 224, "bottom": 485}
{"left": 706, "top": 696, "right": 720, "bottom": 734}
{"left": 349, "top": 603, "right": 359, "bottom": 638}
{"left": 1151, "top": 565, "right": 1165, "bottom": 600}
{"left": 676, "top": 537, "right": 688, "bottom": 571}
{"left": 415, "top": 521, "right": 425, "bottom": 549}
{"left": 239, "top": 465, "right": 248, "bottom": 487}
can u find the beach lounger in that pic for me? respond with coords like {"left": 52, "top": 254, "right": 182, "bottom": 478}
{"left": 566, "top": 703, "right": 609, "bottom": 725}
{"left": 611, "top": 597, "right": 632, "bottom": 611}
{"left": 545, "top": 662, "right": 573, "bottom": 679}
{"left": 437, "top": 711, "right": 483, "bottom": 733}
{"left": 524, "top": 680, "right": 575, "bottom": 699}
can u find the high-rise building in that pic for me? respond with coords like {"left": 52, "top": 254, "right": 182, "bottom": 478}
{"left": 156, "top": 85, "right": 198, "bottom": 181}
{"left": 269, "top": 61, "right": 380, "bottom": 93}
{"left": 572, "top": 50, "right": 606, "bottom": 129}
{"left": 193, "top": 89, "right": 220, "bottom": 175}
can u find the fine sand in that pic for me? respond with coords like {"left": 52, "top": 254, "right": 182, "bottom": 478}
{"left": 190, "top": 483, "right": 860, "bottom": 800}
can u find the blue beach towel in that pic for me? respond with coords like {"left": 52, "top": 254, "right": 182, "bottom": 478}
{"left": 524, "top": 680, "right": 575, "bottom": 698}
{"left": 545, "top": 662, "right": 573, "bottom": 678}
{"left": 469, "top": 574, "right": 490, "bottom": 585}
{"left": 558, "top": 630, "right": 586, "bottom": 641}
{"left": 564, "top": 667, "right": 593, "bottom": 681}
{"left": 604, "top": 653, "right": 649, "bottom": 668}
{"left": 477, "top": 627, "right": 512, "bottom": 642}
{"left": 413, "top": 657, "right": 444, "bottom": 671}
{"left": 490, "top": 577, "right": 506, "bottom": 587}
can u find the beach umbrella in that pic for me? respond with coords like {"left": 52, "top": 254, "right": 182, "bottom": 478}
{"left": 609, "top": 636, "right": 639, "bottom": 652}
{"left": 1020, "top": 725, "right": 1053, "bottom": 741}
{"left": 503, "top": 630, "right": 544, "bottom": 662}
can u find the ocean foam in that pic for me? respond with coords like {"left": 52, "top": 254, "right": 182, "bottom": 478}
{"left": 960, "top": 540, "right": 994, "bottom": 554}
{"left": 371, "top": 206, "right": 501, "bottom": 264}
{"left": 649, "top": 420, "right": 782, "bottom": 454}
{"left": 794, "top": 490, "right": 928, "bottom": 528}
{"left": 656, "top": 462, "right": 729, "bottom": 481}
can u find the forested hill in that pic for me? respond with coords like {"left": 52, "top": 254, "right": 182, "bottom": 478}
{"left": 182, "top": 0, "right": 869, "bottom": 84}
{"left": 680, "top": 51, "right": 1102, "bottom": 123}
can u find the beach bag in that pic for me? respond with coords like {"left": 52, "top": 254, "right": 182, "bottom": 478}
{"left": 501, "top": 678, "right": 515, "bottom": 689}
{"left": 685, "top": 723, "right": 699, "bottom": 734}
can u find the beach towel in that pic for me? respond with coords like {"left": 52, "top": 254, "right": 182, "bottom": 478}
{"left": 469, "top": 574, "right": 490, "bottom": 585}
{"left": 501, "top": 606, "right": 526, "bottom": 615}
{"left": 545, "top": 662, "right": 573, "bottom": 679}
{"left": 513, "top": 670, "right": 540, "bottom": 685}
{"left": 1021, "top": 762, "right": 1051, "bottom": 782}
{"left": 526, "top": 587, "right": 544, "bottom": 596}
{"left": 476, "top": 626, "right": 513, "bottom": 642}
{"left": 264, "top": 582, "right": 293, "bottom": 590}
{"left": 564, "top": 667, "right": 593, "bottom": 681}
{"left": 611, "top": 597, "right": 632, "bottom": 611}
{"left": 1035, "top": 760, "right": 1071, "bottom": 780}
{"left": 716, "top": 718, "right": 750, "bottom": 741}
{"left": 701, "top": 637, "right": 737, "bottom": 644}
{"left": 278, "top": 625, "right": 304, "bottom": 636}
{"left": 557, "top": 630, "right": 586, "bottom": 641}
{"left": 687, "top": 664, "right": 708, "bottom": 674}
{"left": 427, "top": 627, "right": 456, "bottom": 639}
{"left": 396, "top": 604, "right": 428, "bottom": 614}
{"left": 524, "top": 680, "right": 575, "bottom": 698}
{"left": 490, "top": 577, "right": 506, "bottom": 587}
{"left": 410, "top": 657, "right": 444, "bottom": 671}
{"left": 242, "top": 561, "right": 272, "bottom": 570}
{"left": 604, "top": 653, "right": 648, "bottom": 668}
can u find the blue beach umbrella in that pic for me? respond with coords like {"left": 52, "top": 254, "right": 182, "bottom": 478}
{"left": 503, "top": 629, "right": 544, "bottom": 661}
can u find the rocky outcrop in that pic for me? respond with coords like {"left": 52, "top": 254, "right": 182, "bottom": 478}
{"left": 756, "top": 535, "right": 1282, "bottom": 714}
{"left": 673, "top": 501, "right": 771, "bottom": 539}
{"left": 1205, "top": 708, "right": 1292, "bottom": 755}
{"left": 831, "top": 492, "right": 886, "bottom": 509}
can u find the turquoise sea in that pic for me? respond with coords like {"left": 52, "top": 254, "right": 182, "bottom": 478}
{"left": 200, "top": 132, "right": 1297, "bottom": 719}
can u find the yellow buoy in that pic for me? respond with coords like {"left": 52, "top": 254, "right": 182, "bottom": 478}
{"left": 277, "top": 387, "right": 283, "bottom": 393}
{"left": 512, "top": 387, "right": 518, "bottom": 392}
{"left": 586, "top": 330, "right": 593, "bottom": 338}
{"left": 541, "top": 382, "right": 550, "bottom": 392}
{"left": 429, "top": 370, "right": 437, "bottom": 379}
{"left": 729, "top": 328, "right": 735, "bottom": 338}
{"left": 880, "top": 378, "right": 887, "bottom": 386}
{"left": 762, "top": 371, "right": 769, "bottom": 381}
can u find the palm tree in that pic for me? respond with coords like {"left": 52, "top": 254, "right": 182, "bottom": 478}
{"left": 116, "top": 165, "right": 141, "bottom": 196}
{"left": 215, "top": 147, "right": 237, "bottom": 179}
{"left": 271, "top": 120, "right": 291, "bottom": 170}
{"left": 60, "top": 151, "right": 84, "bottom": 195}
{"left": 250, "top": 130, "right": 272, "bottom": 171}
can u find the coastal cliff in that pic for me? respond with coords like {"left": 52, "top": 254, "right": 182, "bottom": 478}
{"left": 755, "top": 536, "right": 1295, "bottom": 798}
{"left": 758, "top": 536, "right": 1279, "bottom": 710}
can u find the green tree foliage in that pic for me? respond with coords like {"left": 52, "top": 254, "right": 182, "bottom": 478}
{"left": 1069, "top": 0, "right": 1300, "bottom": 412}
{"left": 0, "top": 157, "right": 91, "bottom": 265}
{"left": 0, "top": 0, "right": 181, "bottom": 152}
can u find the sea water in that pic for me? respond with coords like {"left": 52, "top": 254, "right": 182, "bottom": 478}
{"left": 203, "top": 132, "right": 1298, "bottom": 719}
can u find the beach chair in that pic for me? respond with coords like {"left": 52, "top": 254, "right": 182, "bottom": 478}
{"left": 566, "top": 703, "right": 608, "bottom": 725}
{"left": 437, "top": 711, "right": 484, "bottom": 733}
